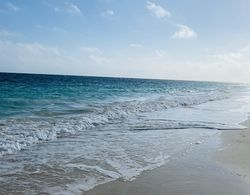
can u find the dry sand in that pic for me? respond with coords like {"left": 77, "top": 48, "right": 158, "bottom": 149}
{"left": 83, "top": 118, "right": 250, "bottom": 195}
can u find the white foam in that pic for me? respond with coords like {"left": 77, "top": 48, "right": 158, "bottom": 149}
{"left": 0, "top": 91, "right": 229, "bottom": 156}
{"left": 65, "top": 164, "right": 121, "bottom": 179}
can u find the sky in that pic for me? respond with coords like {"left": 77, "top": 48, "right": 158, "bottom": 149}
{"left": 0, "top": 0, "right": 250, "bottom": 83}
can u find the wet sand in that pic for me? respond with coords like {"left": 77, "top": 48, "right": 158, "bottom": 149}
{"left": 84, "top": 120, "right": 250, "bottom": 195}
{"left": 215, "top": 118, "right": 250, "bottom": 184}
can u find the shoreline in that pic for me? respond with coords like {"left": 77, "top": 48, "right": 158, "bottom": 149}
{"left": 83, "top": 119, "right": 250, "bottom": 195}
{"left": 214, "top": 118, "right": 250, "bottom": 184}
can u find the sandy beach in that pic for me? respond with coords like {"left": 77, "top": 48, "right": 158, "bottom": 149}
{"left": 84, "top": 118, "right": 250, "bottom": 195}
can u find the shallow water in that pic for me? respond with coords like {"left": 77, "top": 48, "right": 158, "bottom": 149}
{"left": 0, "top": 73, "right": 250, "bottom": 194}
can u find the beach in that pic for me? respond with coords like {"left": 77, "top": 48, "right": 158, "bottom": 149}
{"left": 215, "top": 118, "right": 250, "bottom": 184}
{"left": 84, "top": 119, "right": 250, "bottom": 195}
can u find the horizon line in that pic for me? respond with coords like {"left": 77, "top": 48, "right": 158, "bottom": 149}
{"left": 0, "top": 71, "right": 246, "bottom": 85}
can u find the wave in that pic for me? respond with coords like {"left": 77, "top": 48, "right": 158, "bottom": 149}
{"left": 0, "top": 91, "right": 228, "bottom": 156}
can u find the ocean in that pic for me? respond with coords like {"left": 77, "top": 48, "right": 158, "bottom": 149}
{"left": 0, "top": 73, "right": 250, "bottom": 194}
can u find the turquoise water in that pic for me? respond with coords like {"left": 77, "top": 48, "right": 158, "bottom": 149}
{"left": 0, "top": 73, "right": 249, "bottom": 194}
{"left": 0, "top": 73, "right": 232, "bottom": 118}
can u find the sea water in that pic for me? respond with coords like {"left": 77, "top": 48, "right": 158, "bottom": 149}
{"left": 0, "top": 73, "right": 250, "bottom": 194}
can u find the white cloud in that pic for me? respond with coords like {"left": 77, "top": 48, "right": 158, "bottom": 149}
{"left": 89, "top": 55, "right": 109, "bottom": 64}
{"left": 213, "top": 46, "right": 250, "bottom": 66}
{"left": 67, "top": 3, "right": 81, "bottom": 15}
{"left": 54, "top": 7, "right": 60, "bottom": 12}
{"left": 115, "top": 45, "right": 250, "bottom": 83}
{"left": 146, "top": 1, "right": 171, "bottom": 19}
{"left": 51, "top": 26, "right": 68, "bottom": 33}
{"left": 81, "top": 46, "right": 109, "bottom": 64}
{"left": 0, "top": 40, "right": 112, "bottom": 75}
{"left": 0, "top": 40, "right": 80, "bottom": 74}
{"left": 155, "top": 49, "right": 167, "bottom": 57}
{"left": 82, "top": 47, "right": 103, "bottom": 55}
{"left": 172, "top": 25, "right": 197, "bottom": 39}
{"left": 54, "top": 3, "right": 81, "bottom": 15}
{"left": 6, "top": 2, "right": 20, "bottom": 12}
{"left": 0, "top": 2, "right": 20, "bottom": 13}
{"left": 185, "top": 46, "right": 250, "bottom": 83}
{"left": 0, "top": 28, "right": 21, "bottom": 37}
{"left": 102, "top": 9, "right": 114, "bottom": 17}
{"left": 214, "top": 52, "right": 243, "bottom": 63}
{"left": 35, "top": 25, "right": 67, "bottom": 33}
{"left": 130, "top": 43, "right": 143, "bottom": 48}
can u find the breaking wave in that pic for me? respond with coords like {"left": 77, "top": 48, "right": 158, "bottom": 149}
{"left": 0, "top": 91, "right": 228, "bottom": 156}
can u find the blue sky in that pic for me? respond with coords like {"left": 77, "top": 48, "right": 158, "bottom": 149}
{"left": 0, "top": 0, "right": 250, "bottom": 82}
